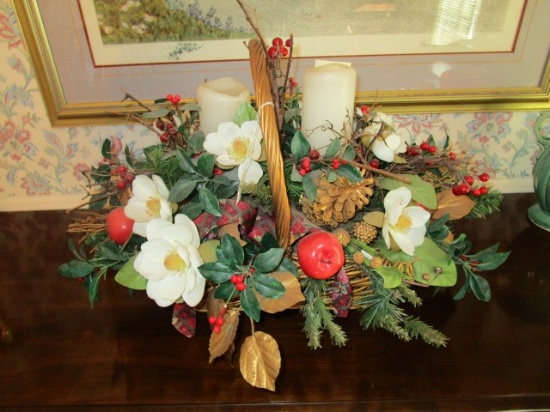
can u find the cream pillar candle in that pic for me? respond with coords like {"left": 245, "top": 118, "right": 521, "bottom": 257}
{"left": 196, "top": 77, "right": 251, "bottom": 135}
{"left": 301, "top": 62, "right": 357, "bottom": 153}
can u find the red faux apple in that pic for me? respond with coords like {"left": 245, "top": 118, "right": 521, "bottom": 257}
{"left": 297, "top": 231, "right": 345, "bottom": 280}
{"left": 106, "top": 207, "right": 134, "bottom": 244}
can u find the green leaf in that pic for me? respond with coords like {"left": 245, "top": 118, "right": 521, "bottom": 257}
{"left": 207, "top": 175, "right": 239, "bottom": 199}
{"left": 101, "top": 139, "right": 111, "bottom": 160}
{"left": 143, "top": 144, "right": 164, "bottom": 164}
{"left": 180, "top": 201, "right": 203, "bottom": 220}
{"left": 241, "top": 287, "right": 261, "bottom": 322}
{"left": 290, "top": 130, "right": 311, "bottom": 161}
{"left": 380, "top": 174, "right": 437, "bottom": 209}
{"left": 124, "top": 145, "right": 135, "bottom": 167}
{"left": 254, "top": 248, "right": 285, "bottom": 273}
{"left": 114, "top": 255, "right": 147, "bottom": 290}
{"left": 141, "top": 107, "right": 170, "bottom": 119}
{"left": 326, "top": 169, "right": 338, "bottom": 182}
{"left": 276, "top": 257, "right": 300, "bottom": 277}
{"left": 374, "top": 266, "right": 404, "bottom": 288}
{"left": 412, "top": 238, "right": 457, "bottom": 287}
{"left": 453, "top": 279, "right": 470, "bottom": 301}
{"left": 176, "top": 147, "right": 198, "bottom": 174}
{"left": 302, "top": 174, "right": 317, "bottom": 201}
{"left": 324, "top": 138, "right": 341, "bottom": 158}
{"left": 341, "top": 145, "right": 357, "bottom": 161}
{"left": 98, "top": 243, "right": 124, "bottom": 262}
{"left": 260, "top": 233, "right": 280, "bottom": 251}
{"left": 335, "top": 163, "right": 363, "bottom": 182}
{"left": 469, "top": 273, "right": 491, "bottom": 302}
{"left": 85, "top": 274, "right": 101, "bottom": 305}
{"left": 214, "top": 282, "right": 235, "bottom": 300}
{"left": 187, "top": 131, "right": 205, "bottom": 154}
{"left": 198, "top": 262, "right": 234, "bottom": 283}
{"left": 168, "top": 178, "right": 198, "bottom": 203}
{"left": 233, "top": 102, "right": 257, "bottom": 125}
{"left": 218, "top": 234, "right": 244, "bottom": 268}
{"left": 58, "top": 260, "right": 95, "bottom": 278}
{"left": 199, "top": 188, "right": 222, "bottom": 217}
{"left": 251, "top": 274, "right": 285, "bottom": 299}
{"left": 181, "top": 102, "right": 201, "bottom": 112}
{"left": 198, "top": 240, "right": 220, "bottom": 263}
{"left": 476, "top": 251, "right": 510, "bottom": 271}
{"left": 197, "top": 153, "right": 215, "bottom": 177}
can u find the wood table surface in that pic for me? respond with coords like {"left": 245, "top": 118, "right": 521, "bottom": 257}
{"left": 0, "top": 193, "right": 549, "bottom": 411}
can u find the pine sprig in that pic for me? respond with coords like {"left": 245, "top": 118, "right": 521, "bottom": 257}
{"left": 300, "top": 278, "right": 347, "bottom": 349}
{"left": 402, "top": 317, "right": 448, "bottom": 347}
{"left": 467, "top": 188, "right": 503, "bottom": 219}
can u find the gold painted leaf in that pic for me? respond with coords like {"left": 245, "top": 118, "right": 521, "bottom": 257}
{"left": 433, "top": 189, "right": 476, "bottom": 220}
{"left": 209, "top": 309, "right": 239, "bottom": 363}
{"left": 362, "top": 210, "right": 385, "bottom": 227}
{"left": 239, "top": 331, "right": 281, "bottom": 391}
{"left": 254, "top": 272, "right": 305, "bottom": 313}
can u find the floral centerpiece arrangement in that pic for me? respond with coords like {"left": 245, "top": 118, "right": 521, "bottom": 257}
{"left": 59, "top": 3, "right": 508, "bottom": 392}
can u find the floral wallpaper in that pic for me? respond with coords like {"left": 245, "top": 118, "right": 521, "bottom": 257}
{"left": 0, "top": 0, "right": 540, "bottom": 211}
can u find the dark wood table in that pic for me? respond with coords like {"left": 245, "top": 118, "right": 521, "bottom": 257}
{"left": 1, "top": 193, "right": 549, "bottom": 411}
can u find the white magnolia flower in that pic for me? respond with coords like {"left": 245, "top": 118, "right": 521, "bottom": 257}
{"left": 134, "top": 214, "right": 206, "bottom": 307}
{"left": 203, "top": 120, "right": 263, "bottom": 185}
{"left": 125, "top": 174, "right": 174, "bottom": 237}
{"left": 382, "top": 187, "right": 431, "bottom": 256}
{"left": 370, "top": 131, "right": 407, "bottom": 162}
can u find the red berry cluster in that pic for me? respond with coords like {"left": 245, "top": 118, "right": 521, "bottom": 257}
{"left": 231, "top": 274, "right": 246, "bottom": 292}
{"left": 298, "top": 157, "right": 311, "bottom": 176}
{"left": 155, "top": 119, "right": 178, "bottom": 143}
{"left": 208, "top": 307, "right": 227, "bottom": 334}
{"left": 166, "top": 94, "right": 181, "bottom": 105}
{"left": 452, "top": 173, "right": 491, "bottom": 197}
{"left": 267, "top": 37, "right": 292, "bottom": 59}
{"left": 110, "top": 164, "right": 135, "bottom": 190}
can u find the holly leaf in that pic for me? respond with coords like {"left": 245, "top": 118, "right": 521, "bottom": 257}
{"left": 198, "top": 262, "right": 234, "bottom": 283}
{"left": 214, "top": 282, "right": 235, "bottom": 300}
{"left": 141, "top": 107, "right": 170, "bottom": 119}
{"left": 341, "top": 145, "right": 357, "bottom": 161}
{"left": 197, "top": 153, "right": 215, "bottom": 178}
{"left": 253, "top": 248, "right": 284, "bottom": 273}
{"left": 302, "top": 174, "right": 317, "bottom": 201}
{"left": 254, "top": 272, "right": 305, "bottom": 313}
{"left": 335, "top": 163, "right": 363, "bottom": 182}
{"left": 469, "top": 273, "right": 491, "bottom": 302}
{"left": 324, "top": 138, "right": 341, "bottom": 158}
{"left": 58, "top": 260, "right": 94, "bottom": 278}
{"left": 239, "top": 331, "right": 281, "bottom": 391}
{"left": 114, "top": 255, "right": 147, "bottom": 290}
{"left": 199, "top": 188, "right": 223, "bottom": 217}
{"left": 209, "top": 309, "right": 240, "bottom": 363}
{"left": 217, "top": 234, "right": 244, "bottom": 268}
{"left": 290, "top": 130, "right": 311, "bottom": 161}
{"left": 168, "top": 178, "right": 198, "bottom": 203}
{"left": 250, "top": 273, "right": 285, "bottom": 299}
{"left": 176, "top": 147, "right": 198, "bottom": 174}
{"left": 241, "top": 287, "right": 261, "bottom": 322}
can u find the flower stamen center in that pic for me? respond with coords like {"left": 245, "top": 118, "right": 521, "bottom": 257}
{"left": 164, "top": 250, "right": 186, "bottom": 272}
{"left": 146, "top": 196, "right": 161, "bottom": 217}
{"left": 228, "top": 137, "right": 249, "bottom": 162}
{"left": 392, "top": 213, "right": 412, "bottom": 232}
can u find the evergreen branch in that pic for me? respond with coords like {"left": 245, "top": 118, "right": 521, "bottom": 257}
{"left": 397, "top": 283, "right": 423, "bottom": 307}
{"left": 300, "top": 297, "right": 323, "bottom": 349}
{"left": 402, "top": 317, "right": 448, "bottom": 347}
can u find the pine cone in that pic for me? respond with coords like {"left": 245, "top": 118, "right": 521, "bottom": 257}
{"left": 300, "top": 175, "right": 374, "bottom": 228}
{"left": 352, "top": 222, "right": 378, "bottom": 244}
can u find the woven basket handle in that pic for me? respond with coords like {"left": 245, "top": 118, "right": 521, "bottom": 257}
{"left": 247, "top": 39, "right": 291, "bottom": 250}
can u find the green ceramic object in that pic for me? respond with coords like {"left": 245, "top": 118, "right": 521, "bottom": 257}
{"left": 528, "top": 113, "right": 550, "bottom": 231}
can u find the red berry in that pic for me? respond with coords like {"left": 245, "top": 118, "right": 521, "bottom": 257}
{"left": 448, "top": 152, "right": 457, "bottom": 161}
{"left": 479, "top": 186, "right": 488, "bottom": 195}
{"left": 213, "top": 325, "right": 221, "bottom": 334}
{"left": 166, "top": 94, "right": 173, "bottom": 102}
{"left": 428, "top": 145, "right": 437, "bottom": 154}
{"left": 267, "top": 46, "right": 278, "bottom": 59}
{"left": 332, "top": 159, "right": 340, "bottom": 169}
{"left": 479, "top": 173, "right": 490, "bottom": 182}
{"left": 301, "top": 157, "right": 311, "bottom": 168}
{"left": 208, "top": 316, "right": 217, "bottom": 325}
{"left": 407, "top": 145, "right": 420, "bottom": 156}
{"left": 308, "top": 149, "right": 320, "bottom": 160}
{"left": 420, "top": 142, "right": 429, "bottom": 151}
{"left": 116, "top": 179, "right": 127, "bottom": 190}
{"left": 272, "top": 37, "right": 283, "bottom": 46}
{"left": 236, "top": 282, "right": 246, "bottom": 292}
{"left": 124, "top": 173, "right": 135, "bottom": 183}
{"left": 369, "top": 159, "right": 380, "bottom": 169}
{"left": 117, "top": 165, "right": 127, "bottom": 174}
{"left": 464, "top": 175, "right": 474, "bottom": 186}
{"left": 173, "top": 94, "right": 181, "bottom": 103}
{"left": 230, "top": 274, "right": 239, "bottom": 284}
{"left": 471, "top": 188, "right": 482, "bottom": 197}
{"left": 299, "top": 168, "right": 307, "bottom": 176}
{"left": 459, "top": 183, "right": 470, "bottom": 195}
{"left": 159, "top": 132, "right": 170, "bottom": 142}
{"left": 452, "top": 186, "right": 462, "bottom": 196}
{"left": 426, "top": 161, "right": 434, "bottom": 167}
{"left": 215, "top": 316, "right": 224, "bottom": 326}
{"left": 285, "top": 38, "right": 292, "bottom": 47}
{"left": 280, "top": 46, "right": 289, "bottom": 57}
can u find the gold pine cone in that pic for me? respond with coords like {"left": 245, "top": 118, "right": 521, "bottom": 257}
{"left": 300, "top": 174, "right": 374, "bottom": 228}
{"left": 352, "top": 222, "right": 378, "bottom": 244}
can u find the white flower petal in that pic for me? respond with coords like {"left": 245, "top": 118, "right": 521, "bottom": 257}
{"left": 407, "top": 226, "right": 427, "bottom": 246}
{"left": 372, "top": 139, "right": 395, "bottom": 162}
{"left": 146, "top": 276, "right": 186, "bottom": 306}
{"left": 182, "top": 272, "right": 206, "bottom": 307}
{"left": 151, "top": 174, "right": 170, "bottom": 198}
{"left": 216, "top": 153, "right": 240, "bottom": 167}
{"left": 145, "top": 218, "right": 172, "bottom": 240}
{"left": 125, "top": 199, "right": 150, "bottom": 222}
{"left": 174, "top": 214, "right": 201, "bottom": 248}
{"left": 131, "top": 175, "right": 157, "bottom": 201}
{"left": 405, "top": 206, "right": 431, "bottom": 227}
{"left": 390, "top": 230, "right": 415, "bottom": 256}
{"left": 238, "top": 159, "right": 263, "bottom": 185}
{"left": 132, "top": 221, "right": 148, "bottom": 237}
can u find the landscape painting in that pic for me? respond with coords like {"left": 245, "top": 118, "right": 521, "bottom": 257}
{"left": 79, "top": 0, "right": 524, "bottom": 66}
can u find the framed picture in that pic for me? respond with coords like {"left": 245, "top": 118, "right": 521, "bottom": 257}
{"left": 14, "top": 0, "right": 550, "bottom": 127}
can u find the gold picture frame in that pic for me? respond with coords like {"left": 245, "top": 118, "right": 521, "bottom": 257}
{"left": 14, "top": 0, "right": 550, "bottom": 127}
